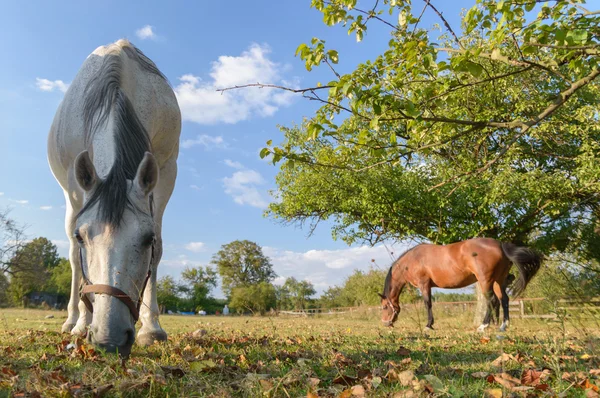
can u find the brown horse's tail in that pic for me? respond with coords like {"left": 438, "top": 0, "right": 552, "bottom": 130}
{"left": 501, "top": 242, "right": 543, "bottom": 297}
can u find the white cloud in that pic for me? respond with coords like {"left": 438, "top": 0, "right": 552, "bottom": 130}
{"left": 0, "top": 192, "right": 4, "bottom": 196}
{"left": 15, "top": 200, "right": 28, "bottom": 205}
{"left": 190, "top": 185, "right": 202, "bottom": 191}
{"left": 40, "top": 206, "right": 52, "bottom": 211}
{"left": 181, "top": 134, "right": 226, "bottom": 150}
{"left": 264, "top": 243, "right": 409, "bottom": 293}
{"left": 174, "top": 43, "right": 296, "bottom": 125}
{"left": 223, "top": 169, "right": 269, "bottom": 208}
{"left": 185, "top": 242, "right": 206, "bottom": 253}
{"left": 51, "top": 239, "right": 70, "bottom": 250}
{"left": 36, "top": 78, "right": 69, "bottom": 93}
{"left": 224, "top": 159, "right": 244, "bottom": 169}
{"left": 136, "top": 25, "right": 156, "bottom": 40}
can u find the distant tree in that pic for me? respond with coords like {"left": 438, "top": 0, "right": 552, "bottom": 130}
{"left": 0, "top": 209, "right": 28, "bottom": 277}
{"left": 180, "top": 266, "right": 218, "bottom": 311}
{"left": 283, "top": 277, "right": 316, "bottom": 310}
{"left": 433, "top": 292, "right": 476, "bottom": 302}
{"left": 156, "top": 275, "right": 183, "bottom": 313}
{"left": 7, "top": 238, "right": 60, "bottom": 305}
{"left": 211, "top": 240, "right": 276, "bottom": 297}
{"left": 318, "top": 286, "right": 345, "bottom": 309}
{"left": 48, "top": 258, "right": 71, "bottom": 295}
{"left": 0, "top": 273, "right": 9, "bottom": 306}
{"left": 275, "top": 284, "right": 292, "bottom": 310}
{"left": 229, "top": 281, "right": 277, "bottom": 315}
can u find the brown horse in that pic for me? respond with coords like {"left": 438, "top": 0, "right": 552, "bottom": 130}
{"left": 379, "top": 238, "right": 543, "bottom": 332}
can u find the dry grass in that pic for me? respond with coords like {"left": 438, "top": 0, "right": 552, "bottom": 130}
{"left": 0, "top": 307, "right": 599, "bottom": 397}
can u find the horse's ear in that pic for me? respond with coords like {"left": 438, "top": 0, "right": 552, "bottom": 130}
{"left": 378, "top": 293, "right": 386, "bottom": 300}
{"left": 134, "top": 152, "right": 159, "bottom": 196}
{"left": 74, "top": 150, "right": 97, "bottom": 192}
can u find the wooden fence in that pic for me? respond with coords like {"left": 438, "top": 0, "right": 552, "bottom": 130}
{"left": 278, "top": 297, "right": 600, "bottom": 319}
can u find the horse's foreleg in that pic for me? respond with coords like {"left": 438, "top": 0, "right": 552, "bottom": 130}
{"left": 137, "top": 235, "right": 166, "bottom": 346}
{"left": 422, "top": 285, "right": 434, "bottom": 330}
{"left": 62, "top": 192, "right": 90, "bottom": 335}
{"left": 137, "top": 158, "right": 176, "bottom": 347}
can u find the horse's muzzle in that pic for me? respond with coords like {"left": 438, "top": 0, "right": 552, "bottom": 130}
{"left": 88, "top": 326, "right": 135, "bottom": 357}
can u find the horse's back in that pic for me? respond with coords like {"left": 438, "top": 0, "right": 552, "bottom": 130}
{"left": 47, "top": 39, "right": 180, "bottom": 188}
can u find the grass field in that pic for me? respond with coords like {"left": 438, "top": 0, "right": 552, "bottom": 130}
{"left": 0, "top": 306, "right": 599, "bottom": 397}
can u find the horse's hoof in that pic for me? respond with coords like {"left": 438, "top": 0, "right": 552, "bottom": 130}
{"left": 477, "top": 324, "right": 489, "bottom": 333}
{"left": 425, "top": 326, "right": 434, "bottom": 332}
{"left": 61, "top": 322, "right": 76, "bottom": 333}
{"left": 71, "top": 324, "right": 88, "bottom": 337}
{"left": 137, "top": 329, "right": 168, "bottom": 347}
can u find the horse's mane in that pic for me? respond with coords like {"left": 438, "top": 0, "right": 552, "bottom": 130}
{"left": 383, "top": 245, "right": 420, "bottom": 297}
{"left": 78, "top": 41, "right": 167, "bottom": 227}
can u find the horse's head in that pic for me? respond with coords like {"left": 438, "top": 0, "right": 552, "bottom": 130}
{"left": 378, "top": 293, "right": 399, "bottom": 327}
{"left": 74, "top": 150, "right": 158, "bottom": 356}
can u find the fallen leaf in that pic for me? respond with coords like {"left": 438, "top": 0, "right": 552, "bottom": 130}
{"left": 309, "top": 378, "right": 321, "bottom": 388}
{"left": 386, "top": 369, "right": 415, "bottom": 386}
{"left": 592, "top": 370, "right": 600, "bottom": 376}
{"left": 339, "top": 389, "right": 353, "bottom": 398}
{"left": 93, "top": 384, "right": 113, "bottom": 397}
{"left": 1, "top": 367, "right": 17, "bottom": 377}
{"left": 424, "top": 374, "right": 444, "bottom": 393}
{"left": 307, "top": 393, "right": 319, "bottom": 398}
{"left": 491, "top": 353, "right": 516, "bottom": 367}
{"left": 259, "top": 379, "right": 273, "bottom": 390}
{"left": 480, "top": 336, "right": 491, "bottom": 344}
{"left": 521, "top": 368, "right": 551, "bottom": 386}
{"left": 190, "top": 360, "right": 217, "bottom": 372}
{"left": 350, "top": 385, "right": 365, "bottom": 397}
{"left": 396, "top": 346, "right": 411, "bottom": 356}
{"left": 485, "top": 389, "right": 503, "bottom": 398}
{"left": 588, "top": 389, "right": 600, "bottom": 398}
{"left": 472, "top": 372, "right": 489, "bottom": 379}
{"left": 160, "top": 366, "right": 185, "bottom": 378}
{"left": 333, "top": 375, "right": 358, "bottom": 386}
{"left": 370, "top": 376, "right": 382, "bottom": 389}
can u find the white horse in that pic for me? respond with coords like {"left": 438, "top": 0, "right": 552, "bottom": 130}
{"left": 47, "top": 39, "right": 180, "bottom": 356}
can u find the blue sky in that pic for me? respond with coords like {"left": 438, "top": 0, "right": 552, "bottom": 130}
{"left": 1, "top": 0, "right": 578, "bottom": 297}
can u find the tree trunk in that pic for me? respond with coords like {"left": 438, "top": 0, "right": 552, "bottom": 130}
{"left": 473, "top": 284, "right": 487, "bottom": 326}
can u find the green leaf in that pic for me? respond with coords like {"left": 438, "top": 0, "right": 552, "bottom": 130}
{"left": 259, "top": 148, "right": 270, "bottom": 159}
{"left": 327, "top": 50, "right": 339, "bottom": 64}
{"left": 466, "top": 62, "right": 484, "bottom": 77}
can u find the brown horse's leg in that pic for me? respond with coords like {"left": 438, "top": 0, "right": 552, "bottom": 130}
{"left": 477, "top": 281, "right": 495, "bottom": 332}
{"left": 421, "top": 284, "right": 434, "bottom": 330}
{"left": 493, "top": 281, "right": 510, "bottom": 331}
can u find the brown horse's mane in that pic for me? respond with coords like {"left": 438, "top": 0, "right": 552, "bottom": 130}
{"left": 383, "top": 245, "right": 422, "bottom": 297}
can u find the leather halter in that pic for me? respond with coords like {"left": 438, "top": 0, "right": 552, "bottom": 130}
{"left": 78, "top": 198, "right": 155, "bottom": 323}
{"left": 383, "top": 297, "right": 399, "bottom": 322}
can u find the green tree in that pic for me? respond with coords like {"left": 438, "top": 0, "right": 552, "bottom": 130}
{"left": 229, "top": 281, "right": 277, "bottom": 315}
{"left": 211, "top": 240, "right": 276, "bottom": 297}
{"left": 180, "top": 266, "right": 218, "bottom": 311}
{"left": 0, "top": 209, "right": 27, "bottom": 277}
{"left": 231, "top": 1, "right": 600, "bottom": 259}
{"left": 7, "top": 238, "right": 61, "bottom": 305}
{"left": 156, "top": 275, "right": 182, "bottom": 313}
{"left": 282, "top": 277, "right": 316, "bottom": 310}
{"left": 48, "top": 258, "right": 71, "bottom": 295}
{"left": 0, "top": 272, "right": 9, "bottom": 307}
{"left": 318, "top": 286, "right": 345, "bottom": 308}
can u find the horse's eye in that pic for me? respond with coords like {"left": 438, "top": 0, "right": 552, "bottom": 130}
{"left": 383, "top": 306, "right": 388, "bottom": 310}
{"left": 142, "top": 233, "right": 156, "bottom": 247}
{"left": 74, "top": 230, "right": 84, "bottom": 245}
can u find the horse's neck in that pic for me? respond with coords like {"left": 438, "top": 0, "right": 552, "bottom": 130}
{"left": 90, "top": 118, "right": 117, "bottom": 179}
{"left": 389, "top": 264, "right": 407, "bottom": 301}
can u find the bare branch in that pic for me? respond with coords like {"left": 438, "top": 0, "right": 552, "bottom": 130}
{"left": 216, "top": 83, "right": 331, "bottom": 94}
{"left": 423, "top": 0, "right": 463, "bottom": 49}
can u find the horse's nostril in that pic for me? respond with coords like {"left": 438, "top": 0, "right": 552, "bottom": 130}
{"left": 125, "top": 328, "right": 135, "bottom": 345}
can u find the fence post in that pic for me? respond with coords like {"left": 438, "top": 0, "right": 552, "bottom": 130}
{"left": 520, "top": 300, "right": 525, "bottom": 318}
